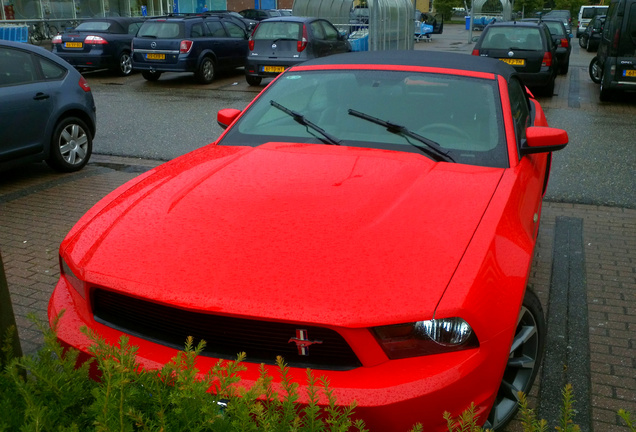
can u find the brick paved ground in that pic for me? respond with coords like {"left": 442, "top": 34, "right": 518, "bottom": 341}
{"left": 1, "top": 155, "right": 634, "bottom": 431}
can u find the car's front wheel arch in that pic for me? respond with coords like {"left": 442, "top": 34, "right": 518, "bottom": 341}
{"left": 484, "top": 288, "right": 546, "bottom": 431}
{"left": 46, "top": 115, "right": 94, "bottom": 172}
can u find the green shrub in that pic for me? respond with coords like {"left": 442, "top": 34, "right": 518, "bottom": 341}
{"left": 1, "top": 315, "right": 633, "bottom": 432}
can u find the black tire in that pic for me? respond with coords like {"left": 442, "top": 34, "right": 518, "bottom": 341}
{"left": 543, "top": 76, "right": 555, "bottom": 97}
{"left": 579, "top": 35, "right": 586, "bottom": 48}
{"left": 560, "top": 61, "right": 569, "bottom": 75}
{"left": 245, "top": 75, "right": 262, "bottom": 86}
{"left": 117, "top": 51, "right": 133, "bottom": 76}
{"left": 196, "top": 57, "right": 215, "bottom": 84}
{"left": 142, "top": 70, "right": 162, "bottom": 81}
{"left": 46, "top": 117, "right": 92, "bottom": 172}
{"left": 589, "top": 56, "right": 602, "bottom": 84}
{"left": 484, "top": 289, "right": 546, "bottom": 431}
{"left": 599, "top": 72, "right": 613, "bottom": 102}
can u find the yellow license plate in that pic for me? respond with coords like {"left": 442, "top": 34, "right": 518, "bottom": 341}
{"left": 499, "top": 58, "right": 525, "bottom": 66}
{"left": 146, "top": 53, "right": 165, "bottom": 60}
{"left": 263, "top": 66, "right": 285, "bottom": 73}
{"left": 623, "top": 69, "right": 636, "bottom": 77}
{"left": 65, "top": 42, "right": 83, "bottom": 48}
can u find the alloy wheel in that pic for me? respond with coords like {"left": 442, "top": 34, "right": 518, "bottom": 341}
{"left": 484, "top": 290, "right": 545, "bottom": 430}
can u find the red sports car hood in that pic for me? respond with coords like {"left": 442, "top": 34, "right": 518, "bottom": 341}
{"left": 65, "top": 143, "right": 504, "bottom": 328}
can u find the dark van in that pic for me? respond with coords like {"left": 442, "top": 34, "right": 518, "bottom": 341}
{"left": 588, "top": 0, "right": 636, "bottom": 100}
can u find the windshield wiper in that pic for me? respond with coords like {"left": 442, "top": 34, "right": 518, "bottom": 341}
{"left": 347, "top": 109, "right": 454, "bottom": 162}
{"left": 270, "top": 100, "right": 342, "bottom": 146}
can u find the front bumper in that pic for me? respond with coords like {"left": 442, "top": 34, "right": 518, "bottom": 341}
{"left": 49, "top": 278, "right": 509, "bottom": 432}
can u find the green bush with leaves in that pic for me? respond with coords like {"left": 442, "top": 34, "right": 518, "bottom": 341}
{"left": 1, "top": 315, "right": 634, "bottom": 432}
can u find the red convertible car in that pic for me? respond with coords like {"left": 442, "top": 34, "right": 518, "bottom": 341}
{"left": 49, "top": 51, "right": 568, "bottom": 431}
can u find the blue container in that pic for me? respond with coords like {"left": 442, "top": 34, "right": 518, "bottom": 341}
{"left": 465, "top": 16, "right": 470, "bottom": 30}
{"left": 0, "top": 25, "right": 29, "bottom": 43}
{"left": 348, "top": 30, "right": 369, "bottom": 52}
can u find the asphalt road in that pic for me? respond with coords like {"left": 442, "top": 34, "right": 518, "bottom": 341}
{"left": 83, "top": 32, "right": 635, "bottom": 209}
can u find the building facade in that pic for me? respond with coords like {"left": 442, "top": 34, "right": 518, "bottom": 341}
{"left": 0, "top": 0, "right": 292, "bottom": 21}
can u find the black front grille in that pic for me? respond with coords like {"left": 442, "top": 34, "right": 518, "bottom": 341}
{"left": 92, "top": 289, "right": 361, "bottom": 370}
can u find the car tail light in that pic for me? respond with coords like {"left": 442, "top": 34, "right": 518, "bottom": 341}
{"left": 372, "top": 317, "right": 479, "bottom": 360}
{"left": 297, "top": 24, "right": 308, "bottom": 52}
{"left": 471, "top": 49, "right": 479, "bottom": 56}
{"left": 542, "top": 51, "right": 552, "bottom": 67}
{"left": 248, "top": 36, "right": 254, "bottom": 51}
{"left": 51, "top": 34, "right": 62, "bottom": 44}
{"left": 560, "top": 37, "right": 569, "bottom": 48}
{"left": 78, "top": 76, "right": 91, "bottom": 92}
{"left": 180, "top": 40, "right": 193, "bottom": 53}
{"left": 85, "top": 35, "right": 108, "bottom": 44}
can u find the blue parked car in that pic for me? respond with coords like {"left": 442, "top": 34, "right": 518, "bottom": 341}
{"left": 132, "top": 14, "right": 249, "bottom": 84}
{"left": 0, "top": 40, "right": 96, "bottom": 172}
{"left": 51, "top": 17, "right": 145, "bottom": 77}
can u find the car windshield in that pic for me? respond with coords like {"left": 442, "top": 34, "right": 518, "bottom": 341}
{"left": 482, "top": 27, "right": 544, "bottom": 50}
{"left": 253, "top": 21, "right": 301, "bottom": 40}
{"left": 220, "top": 69, "right": 507, "bottom": 167}
{"left": 137, "top": 21, "right": 184, "bottom": 38}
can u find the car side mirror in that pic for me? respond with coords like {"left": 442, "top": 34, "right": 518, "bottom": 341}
{"left": 217, "top": 108, "right": 242, "bottom": 130}
{"left": 520, "top": 126, "right": 568, "bottom": 155}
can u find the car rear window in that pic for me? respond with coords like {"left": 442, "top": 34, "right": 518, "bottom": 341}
{"left": 253, "top": 21, "right": 301, "bottom": 40}
{"left": 138, "top": 21, "right": 184, "bottom": 38}
{"left": 543, "top": 21, "right": 565, "bottom": 36}
{"left": 482, "top": 27, "right": 543, "bottom": 50}
{"left": 75, "top": 21, "right": 112, "bottom": 31}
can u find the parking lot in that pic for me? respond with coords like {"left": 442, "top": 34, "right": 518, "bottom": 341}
{"left": 1, "top": 24, "right": 634, "bottom": 431}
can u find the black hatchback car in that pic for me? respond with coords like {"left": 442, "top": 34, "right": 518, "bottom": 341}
{"left": 472, "top": 21, "right": 558, "bottom": 96}
{"left": 51, "top": 17, "right": 145, "bottom": 76}
{"left": 245, "top": 16, "right": 351, "bottom": 86}
{"left": 522, "top": 18, "right": 572, "bottom": 74}
{"left": 579, "top": 14, "right": 606, "bottom": 52}
{"left": 132, "top": 14, "right": 248, "bottom": 84}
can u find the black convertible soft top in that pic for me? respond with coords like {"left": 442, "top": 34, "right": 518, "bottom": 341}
{"left": 299, "top": 50, "right": 518, "bottom": 82}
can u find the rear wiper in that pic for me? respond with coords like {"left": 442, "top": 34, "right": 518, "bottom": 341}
{"left": 347, "top": 109, "right": 454, "bottom": 162}
{"left": 270, "top": 100, "right": 342, "bottom": 146}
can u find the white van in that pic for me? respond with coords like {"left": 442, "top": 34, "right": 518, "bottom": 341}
{"left": 577, "top": 5, "right": 609, "bottom": 36}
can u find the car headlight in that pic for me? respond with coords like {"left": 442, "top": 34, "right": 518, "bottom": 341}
{"left": 372, "top": 317, "right": 479, "bottom": 360}
{"left": 60, "top": 256, "right": 86, "bottom": 299}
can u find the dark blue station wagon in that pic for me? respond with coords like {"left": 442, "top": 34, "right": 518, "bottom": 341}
{"left": 132, "top": 14, "right": 249, "bottom": 84}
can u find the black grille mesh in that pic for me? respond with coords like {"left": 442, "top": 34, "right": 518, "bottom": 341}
{"left": 92, "top": 288, "right": 361, "bottom": 370}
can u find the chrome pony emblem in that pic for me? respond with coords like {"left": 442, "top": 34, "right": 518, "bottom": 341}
{"left": 289, "top": 329, "right": 322, "bottom": 356}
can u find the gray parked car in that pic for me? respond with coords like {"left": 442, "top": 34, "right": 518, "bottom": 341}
{"left": 245, "top": 16, "right": 351, "bottom": 86}
{"left": 0, "top": 40, "right": 96, "bottom": 172}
